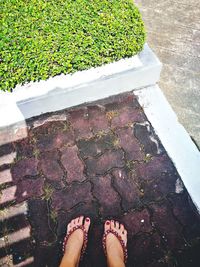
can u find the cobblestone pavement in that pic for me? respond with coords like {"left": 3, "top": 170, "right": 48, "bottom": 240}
{"left": 0, "top": 93, "right": 200, "bottom": 267}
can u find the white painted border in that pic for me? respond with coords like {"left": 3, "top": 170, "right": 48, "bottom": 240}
{"left": 0, "top": 44, "right": 162, "bottom": 128}
{"left": 135, "top": 85, "right": 200, "bottom": 212}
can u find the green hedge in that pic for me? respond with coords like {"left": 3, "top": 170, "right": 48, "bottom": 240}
{"left": 0, "top": 0, "right": 146, "bottom": 92}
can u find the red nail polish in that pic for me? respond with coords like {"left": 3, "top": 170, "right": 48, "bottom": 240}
{"left": 86, "top": 218, "right": 90, "bottom": 222}
{"left": 106, "top": 221, "right": 110, "bottom": 225}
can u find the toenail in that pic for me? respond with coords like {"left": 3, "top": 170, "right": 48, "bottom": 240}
{"left": 106, "top": 221, "right": 110, "bottom": 225}
{"left": 86, "top": 218, "right": 90, "bottom": 222}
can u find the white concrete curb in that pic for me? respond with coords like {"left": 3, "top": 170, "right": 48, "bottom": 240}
{"left": 135, "top": 85, "right": 200, "bottom": 213}
{"left": 0, "top": 44, "right": 161, "bottom": 128}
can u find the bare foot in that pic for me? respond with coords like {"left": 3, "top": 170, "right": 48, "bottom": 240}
{"left": 104, "top": 220, "right": 127, "bottom": 267}
{"left": 59, "top": 216, "right": 90, "bottom": 267}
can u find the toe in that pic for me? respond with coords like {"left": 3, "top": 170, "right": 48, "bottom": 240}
{"left": 115, "top": 221, "right": 120, "bottom": 230}
{"left": 75, "top": 217, "right": 80, "bottom": 224}
{"left": 72, "top": 218, "right": 77, "bottom": 227}
{"left": 104, "top": 220, "right": 111, "bottom": 232}
{"left": 123, "top": 229, "right": 128, "bottom": 246}
{"left": 111, "top": 220, "right": 115, "bottom": 230}
{"left": 79, "top": 215, "right": 84, "bottom": 225}
{"left": 67, "top": 218, "right": 75, "bottom": 233}
{"left": 120, "top": 223, "right": 125, "bottom": 233}
{"left": 123, "top": 229, "right": 127, "bottom": 237}
{"left": 67, "top": 221, "right": 72, "bottom": 233}
{"left": 84, "top": 217, "right": 91, "bottom": 232}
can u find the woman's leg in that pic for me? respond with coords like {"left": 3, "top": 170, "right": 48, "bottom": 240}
{"left": 59, "top": 216, "right": 90, "bottom": 267}
{"left": 104, "top": 220, "right": 127, "bottom": 267}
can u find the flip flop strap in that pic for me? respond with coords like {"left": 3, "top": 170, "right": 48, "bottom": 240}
{"left": 62, "top": 225, "right": 88, "bottom": 260}
{"left": 102, "top": 229, "right": 128, "bottom": 263}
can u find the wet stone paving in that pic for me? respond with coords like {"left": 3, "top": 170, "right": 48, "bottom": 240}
{"left": 0, "top": 93, "right": 200, "bottom": 267}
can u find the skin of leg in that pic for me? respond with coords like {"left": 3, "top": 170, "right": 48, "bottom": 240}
{"left": 59, "top": 216, "right": 90, "bottom": 267}
{"left": 105, "top": 220, "right": 127, "bottom": 267}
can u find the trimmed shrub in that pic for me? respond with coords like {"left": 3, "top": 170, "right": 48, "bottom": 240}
{"left": 0, "top": 0, "right": 146, "bottom": 91}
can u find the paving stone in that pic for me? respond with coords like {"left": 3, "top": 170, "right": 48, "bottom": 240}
{"left": 146, "top": 261, "right": 169, "bottom": 267}
{"left": 0, "top": 202, "right": 28, "bottom": 221}
{"left": 86, "top": 150, "right": 125, "bottom": 175}
{"left": 92, "top": 174, "right": 121, "bottom": 217}
{"left": 35, "top": 134, "right": 55, "bottom": 152}
{"left": 0, "top": 222, "right": 31, "bottom": 247}
{"left": 15, "top": 178, "right": 44, "bottom": 203}
{"left": 168, "top": 193, "right": 200, "bottom": 242}
{"left": 56, "top": 212, "right": 70, "bottom": 239}
{"left": 31, "top": 119, "right": 69, "bottom": 136}
{"left": 66, "top": 201, "right": 99, "bottom": 221}
{"left": 174, "top": 242, "right": 200, "bottom": 267}
{"left": 39, "top": 151, "right": 64, "bottom": 183}
{"left": 0, "top": 212, "right": 30, "bottom": 237}
{"left": 0, "top": 214, "right": 30, "bottom": 259}
{"left": 69, "top": 108, "right": 93, "bottom": 140}
{"left": 137, "top": 159, "right": 177, "bottom": 205}
{"left": 112, "top": 168, "right": 141, "bottom": 210}
{"left": 51, "top": 181, "right": 93, "bottom": 211}
{"left": 169, "top": 193, "right": 200, "bottom": 227}
{"left": 0, "top": 143, "right": 15, "bottom": 158}
{"left": 122, "top": 209, "right": 152, "bottom": 236}
{"left": 135, "top": 154, "right": 176, "bottom": 181}
{"left": 134, "top": 122, "right": 163, "bottom": 156}
{"left": 0, "top": 256, "right": 13, "bottom": 266}
{"left": 0, "top": 143, "right": 16, "bottom": 166}
{"left": 139, "top": 173, "right": 178, "bottom": 203}
{"left": 13, "top": 137, "right": 35, "bottom": 158}
{"left": 116, "top": 127, "right": 144, "bottom": 161}
{"left": 105, "top": 94, "right": 139, "bottom": 111}
{"left": 128, "top": 233, "right": 164, "bottom": 267}
{"left": 0, "top": 168, "right": 12, "bottom": 185}
{"left": 77, "top": 133, "right": 115, "bottom": 158}
{"left": 53, "top": 130, "right": 75, "bottom": 147}
{"left": 0, "top": 237, "right": 34, "bottom": 266}
{"left": 0, "top": 152, "right": 16, "bottom": 167}
{"left": 110, "top": 107, "right": 145, "bottom": 128}
{"left": 88, "top": 105, "right": 109, "bottom": 133}
{"left": 0, "top": 127, "right": 28, "bottom": 147}
{"left": 150, "top": 202, "right": 186, "bottom": 249}
{"left": 11, "top": 158, "right": 38, "bottom": 182}
{"left": 28, "top": 199, "right": 56, "bottom": 245}
{"left": 0, "top": 154, "right": 17, "bottom": 169}
{"left": 33, "top": 244, "right": 60, "bottom": 267}
{"left": 61, "top": 145, "right": 85, "bottom": 183}
{"left": 36, "top": 130, "right": 74, "bottom": 152}
{"left": 0, "top": 186, "right": 17, "bottom": 206}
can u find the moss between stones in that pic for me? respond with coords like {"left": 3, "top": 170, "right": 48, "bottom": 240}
{"left": 0, "top": 0, "right": 146, "bottom": 92}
